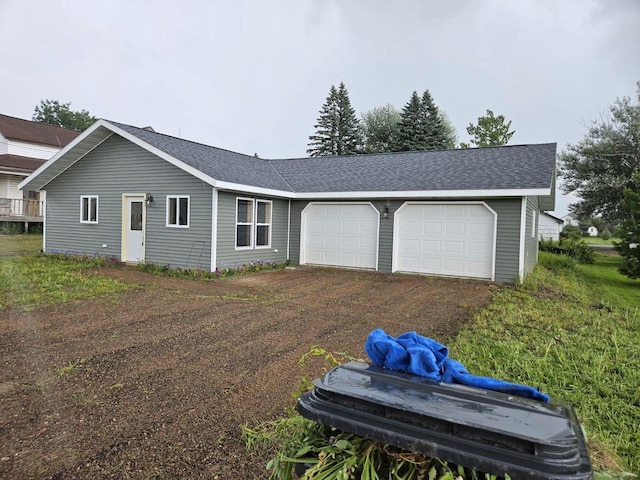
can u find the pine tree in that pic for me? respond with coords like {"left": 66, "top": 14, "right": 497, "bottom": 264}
{"left": 421, "top": 90, "right": 447, "bottom": 150}
{"left": 391, "top": 89, "right": 448, "bottom": 152}
{"left": 307, "top": 82, "right": 361, "bottom": 157}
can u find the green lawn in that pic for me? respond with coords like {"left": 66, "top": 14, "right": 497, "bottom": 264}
{"left": 451, "top": 252, "right": 639, "bottom": 475}
{"left": 585, "top": 237, "right": 621, "bottom": 246}
{"left": 0, "top": 235, "right": 133, "bottom": 310}
{"left": 0, "top": 234, "right": 43, "bottom": 256}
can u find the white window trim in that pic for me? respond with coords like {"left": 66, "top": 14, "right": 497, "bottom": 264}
{"left": 235, "top": 197, "right": 272, "bottom": 250}
{"left": 166, "top": 195, "right": 190, "bottom": 228}
{"left": 235, "top": 197, "right": 254, "bottom": 250}
{"left": 255, "top": 199, "right": 272, "bottom": 249}
{"left": 80, "top": 195, "right": 99, "bottom": 224}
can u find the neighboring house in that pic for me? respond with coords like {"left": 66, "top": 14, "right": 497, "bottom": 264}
{"left": 0, "top": 114, "right": 80, "bottom": 229}
{"left": 20, "top": 120, "right": 556, "bottom": 283}
{"left": 562, "top": 213, "right": 579, "bottom": 228}
{"left": 586, "top": 226, "right": 598, "bottom": 237}
{"left": 538, "top": 212, "right": 564, "bottom": 241}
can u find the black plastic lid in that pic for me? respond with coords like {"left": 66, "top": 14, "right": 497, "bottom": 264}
{"left": 297, "top": 361, "right": 592, "bottom": 480}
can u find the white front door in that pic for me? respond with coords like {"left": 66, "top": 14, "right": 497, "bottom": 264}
{"left": 124, "top": 196, "right": 145, "bottom": 262}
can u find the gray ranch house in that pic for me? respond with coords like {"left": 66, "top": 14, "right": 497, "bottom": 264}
{"left": 20, "top": 120, "right": 556, "bottom": 283}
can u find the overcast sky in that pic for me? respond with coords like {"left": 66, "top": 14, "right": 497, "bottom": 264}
{"left": 1, "top": 0, "right": 639, "bottom": 216}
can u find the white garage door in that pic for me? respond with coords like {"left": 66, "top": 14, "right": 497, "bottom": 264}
{"left": 394, "top": 203, "right": 495, "bottom": 280}
{"left": 301, "top": 203, "right": 379, "bottom": 269}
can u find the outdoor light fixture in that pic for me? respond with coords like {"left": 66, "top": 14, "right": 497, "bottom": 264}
{"left": 145, "top": 193, "right": 154, "bottom": 206}
{"left": 383, "top": 206, "right": 389, "bottom": 219}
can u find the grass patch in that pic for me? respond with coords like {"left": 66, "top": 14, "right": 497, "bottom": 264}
{"left": 577, "top": 255, "right": 639, "bottom": 311}
{"left": 585, "top": 237, "right": 620, "bottom": 245}
{"left": 0, "top": 253, "right": 133, "bottom": 310}
{"left": 0, "top": 234, "right": 43, "bottom": 256}
{"left": 450, "top": 252, "right": 639, "bottom": 474}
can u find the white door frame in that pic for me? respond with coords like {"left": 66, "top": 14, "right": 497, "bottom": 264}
{"left": 300, "top": 201, "right": 380, "bottom": 270}
{"left": 121, "top": 194, "right": 146, "bottom": 263}
{"left": 392, "top": 201, "right": 497, "bottom": 280}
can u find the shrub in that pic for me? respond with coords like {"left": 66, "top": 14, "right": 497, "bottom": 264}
{"left": 538, "top": 251, "right": 578, "bottom": 270}
{"left": 560, "top": 225, "right": 582, "bottom": 241}
{"left": 136, "top": 259, "right": 285, "bottom": 279}
{"left": 601, "top": 229, "right": 611, "bottom": 241}
{"left": 539, "top": 238, "right": 595, "bottom": 264}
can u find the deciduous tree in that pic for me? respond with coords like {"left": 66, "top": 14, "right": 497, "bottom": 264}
{"left": 33, "top": 99, "right": 97, "bottom": 131}
{"left": 559, "top": 81, "right": 640, "bottom": 279}
{"left": 360, "top": 104, "right": 401, "bottom": 154}
{"left": 461, "top": 109, "right": 514, "bottom": 148}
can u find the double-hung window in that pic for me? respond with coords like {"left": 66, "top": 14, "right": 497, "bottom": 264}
{"left": 80, "top": 195, "right": 98, "bottom": 224}
{"left": 236, "top": 198, "right": 272, "bottom": 249}
{"left": 167, "top": 195, "right": 190, "bottom": 228}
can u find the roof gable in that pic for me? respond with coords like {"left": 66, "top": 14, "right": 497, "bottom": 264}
{"left": 20, "top": 119, "right": 556, "bottom": 200}
{"left": 0, "top": 114, "right": 80, "bottom": 147}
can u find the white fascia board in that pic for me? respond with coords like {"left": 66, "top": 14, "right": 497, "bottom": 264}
{"left": 18, "top": 120, "right": 108, "bottom": 190}
{"left": 212, "top": 180, "right": 293, "bottom": 198}
{"left": 289, "top": 188, "right": 551, "bottom": 200}
{"left": 212, "top": 181, "right": 550, "bottom": 200}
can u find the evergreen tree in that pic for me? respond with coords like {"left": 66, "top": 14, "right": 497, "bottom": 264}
{"left": 307, "top": 82, "right": 361, "bottom": 157}
{"left": 391, "top": 89, "right": 448, "bottom": 152}
{"left": 421, "top": 90, "right": 448, "bottom": 150}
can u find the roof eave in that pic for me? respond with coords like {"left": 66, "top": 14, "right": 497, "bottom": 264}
{"left": 213, "top": 179, "right": 551, "bottom": 199}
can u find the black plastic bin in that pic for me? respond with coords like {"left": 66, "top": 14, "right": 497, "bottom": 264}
{"left": 297, "top": 361, "right": 592, "bottom": 480}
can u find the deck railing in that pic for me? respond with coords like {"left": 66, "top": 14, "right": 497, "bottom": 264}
{"left": 0, "top": 198, "right": 44, "bottom": 218}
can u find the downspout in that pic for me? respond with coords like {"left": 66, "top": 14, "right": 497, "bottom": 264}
{"left": 287, "top": 199, "right": 291, "bottom": 261}
{"left": 211, "top": 188, "right": 218, "bottom": 272}
{"left": 518, "top": 197, "right": 527, "bottom": 282}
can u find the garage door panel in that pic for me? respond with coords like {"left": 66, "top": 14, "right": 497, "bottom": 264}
{"left": 341, "top": 236, "right": 358, "bottom": 248}
{"left": 303, "top": 203, "right": 378, "bottom": 270}
{"left": 395, "top": 203, "right": 494, "bottom": 280}
{"left": 445, "top": 241, "right": 464, "bottom": 254}
{"left": 424, "top": 222, "right": 442, "bottom": 233}
{"left": 444, "top": 260, "right": 465, "bottom": 274}
{"left": 422, "top": 240, "right": 441, "bottom": 253}
{"left": 446, "top": 223, "right": 466, "bottom": 234}
{"left": 446, "top": 205, "right": 466, "bottom": 216}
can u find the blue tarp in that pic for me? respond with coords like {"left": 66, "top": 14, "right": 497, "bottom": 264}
{"left": 365, "top": 328, "right": 550, "bottom": 403}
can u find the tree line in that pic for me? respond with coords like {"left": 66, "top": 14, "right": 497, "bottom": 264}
{"left": 307, "top": 81, "right": 514, "bottom": 157}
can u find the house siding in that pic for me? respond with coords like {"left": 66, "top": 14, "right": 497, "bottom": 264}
{"left": 215, "top": 191, "right": 289, "bottom": 269}
{"left": 290, "top": 198, "right": 523, "bottom": 283}
{"left": 488, "top": 198, "right": 522, "bottom": 283}
{"left": 43, "top": 134, "right": 213, "bottom": 269}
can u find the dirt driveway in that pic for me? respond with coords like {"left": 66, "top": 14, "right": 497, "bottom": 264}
{"left": 0, "top": 266, "right": 495, "bottom": 479}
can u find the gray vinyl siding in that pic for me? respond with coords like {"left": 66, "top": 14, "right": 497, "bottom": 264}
{"left": 214, "top": 191, "right": 289, "bottom": 269}
{"left": 290, "top": 198, "right": 524, "bottom": 283}
{"left": 486, "top": 198, "right": 523, "bottom": 283}
{"left": 289, "top": 200, "right": 306, "bottom": 265}
{"left": 43, "top": 134, "right": 213, "bottom": 269}
{"left": 523, "top": 196, "right": 540, "bottom": 275}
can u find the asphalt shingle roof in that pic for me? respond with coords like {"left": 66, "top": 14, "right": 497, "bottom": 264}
{"left": 0, "top": 114, "right": 80, "bottom": 147}
{"left": 112, "top": 121, "right": 556, "bottom": 194}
